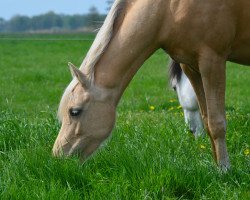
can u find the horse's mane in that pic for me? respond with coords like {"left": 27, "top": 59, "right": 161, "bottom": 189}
{"left": 169, "top": 58, "right": 182, "bottom": 89}
{"left": 80, "top": 0, "right": 126, "bottom": 80}
{"left": 58, "top": 0, "right": 125, "bottom": 121}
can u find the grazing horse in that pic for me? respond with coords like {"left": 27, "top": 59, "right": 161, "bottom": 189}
{"left": 53, "top": 0, "right": 250, "bottom": 170}
{"left": 169, "top": 59, "right": 204, "bottom": 137}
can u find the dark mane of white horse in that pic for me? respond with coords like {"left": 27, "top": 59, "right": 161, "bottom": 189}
{"left": 169, "top": 58, "right": 182, "bottom": 89}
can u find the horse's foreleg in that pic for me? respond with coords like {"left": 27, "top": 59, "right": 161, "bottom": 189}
{"left": 181, "top": 64, "right": 218, "bottom": 164}
{"left": 199, "top": 50, "right": 230, "bottom": 171}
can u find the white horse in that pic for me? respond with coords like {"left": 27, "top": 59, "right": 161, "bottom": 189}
{"left": 169, "top": 59, "right": 204, "bottom": 137}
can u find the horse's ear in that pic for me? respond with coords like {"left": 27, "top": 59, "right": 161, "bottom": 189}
{"left": 68, "top": 62, "right": 90, "bottom": 88}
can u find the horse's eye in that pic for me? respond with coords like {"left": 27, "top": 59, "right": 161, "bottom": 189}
{"left": 69, "top": 108, "right": 82, "bottom": 117}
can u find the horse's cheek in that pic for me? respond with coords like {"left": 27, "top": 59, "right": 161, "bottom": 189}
{"left": 84, "top": 103, "right": 116, "bottom": 140}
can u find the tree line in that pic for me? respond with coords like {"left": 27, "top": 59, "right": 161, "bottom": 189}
{"left": 0, "top": 6, "right": 107, "bottom": 33}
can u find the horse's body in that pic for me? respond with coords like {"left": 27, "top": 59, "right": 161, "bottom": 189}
{"left": 53, "top": 0, "right": 250, "bottom": 170}
{"left": 169, "top": 60, "right": 204, "bottom": 137}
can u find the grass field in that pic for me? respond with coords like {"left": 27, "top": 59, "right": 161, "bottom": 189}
{"left": 0, "top": 33, "right": 249, "bottom": 199}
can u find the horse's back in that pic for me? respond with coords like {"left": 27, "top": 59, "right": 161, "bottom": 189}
{"left": 164, "top": 0, "right": 250, "bottom": 66}
{"left": 228, "top": 0, "right": 250, "bottom": 65}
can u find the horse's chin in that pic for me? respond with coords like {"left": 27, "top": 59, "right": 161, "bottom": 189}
{"left": 72, "top": 141, "right": 102, "bottom": 161}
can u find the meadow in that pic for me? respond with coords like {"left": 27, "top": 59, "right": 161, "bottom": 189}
{"left": 0, "top": 33, "right": 249, "bottom": 199}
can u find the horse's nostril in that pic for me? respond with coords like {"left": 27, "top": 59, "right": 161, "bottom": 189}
{"left": 52, "top": 142, "right": 64, "bottom": 157}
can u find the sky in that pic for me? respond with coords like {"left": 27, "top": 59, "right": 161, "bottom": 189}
{"left": 0, "top": 0, "right": 108, "bottom": 20}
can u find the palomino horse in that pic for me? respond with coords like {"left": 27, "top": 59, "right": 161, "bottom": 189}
{"left": 53, "top": 0, "right": 250, "bottom": 170}
{"left": 169, "top": 59, "right": 204, "bottom": 137}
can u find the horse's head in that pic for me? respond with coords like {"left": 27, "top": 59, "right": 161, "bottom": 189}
{"left": 52, "top": 63, "right": 116, "bottom": 160}
{"left": 174, "top": 71, "right": 204, "bottom": 137}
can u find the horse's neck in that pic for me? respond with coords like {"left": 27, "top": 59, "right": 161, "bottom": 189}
{"left": 93, "top": 0, "right": 166, "bottom": 104}
{"left": 94, "top": 35, "right": 158, "bottom": 101}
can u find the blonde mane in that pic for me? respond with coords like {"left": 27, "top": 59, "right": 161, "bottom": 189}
{"left": 58, "top": 0, "right": 126, "bottom": 120}
{"left": 80, "top": 0, "right": 126, "bottom": 80}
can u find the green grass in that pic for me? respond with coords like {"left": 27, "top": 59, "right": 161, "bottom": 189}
{"left": 0, "top": 33, "right": 249, "bottom": 199}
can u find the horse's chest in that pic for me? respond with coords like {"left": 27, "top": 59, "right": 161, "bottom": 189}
{"left": 228, "top": 36, "right": 250, "bottom": 65}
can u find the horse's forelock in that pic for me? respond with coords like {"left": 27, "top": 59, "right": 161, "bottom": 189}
{"left": 58, "top": 79, "right": 78, "bottom": 121}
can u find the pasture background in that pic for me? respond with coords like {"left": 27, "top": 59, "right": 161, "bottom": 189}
{"left": 0, "top": 33, "right": 249, "bottom": 199}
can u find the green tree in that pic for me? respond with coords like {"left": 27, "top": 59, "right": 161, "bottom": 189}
{"left": 41, "top": 11, "right": 63, "bottom": 29}
{"left": 86, "top": 6, "right": 101, "bottom": 29}
{"left": 29, "top": 12, "right": 64, "bottom": 31}
{"left": 7, "top": 15, "right": 30, "bottom": 32}
{"left": 68, "top": 15, "right": 87, "bottom": 30}
{"left": 0, "top": 18, "right": 5, "bottom": 32}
